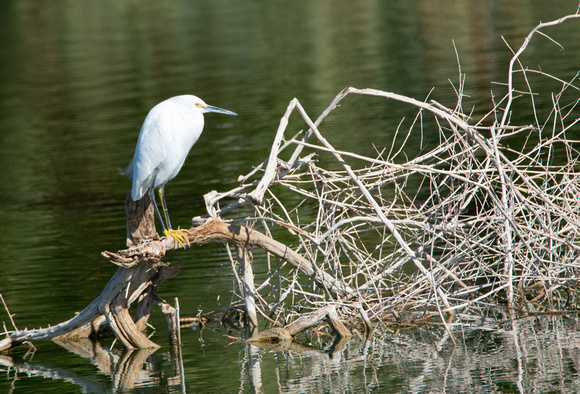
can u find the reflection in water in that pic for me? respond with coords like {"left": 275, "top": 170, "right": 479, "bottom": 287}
{"left": 1, "top": 0, "right": 580, "bottom": 392}
{"left": 2, "top": 315, "right": 580, "bottom": 392}
{"left": 1, "top": 339, "right": 171, "bottom": 392}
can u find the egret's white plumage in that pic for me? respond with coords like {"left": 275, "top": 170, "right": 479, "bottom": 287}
{"left": 123, "top": 95, "right": 237, "bottom": 244}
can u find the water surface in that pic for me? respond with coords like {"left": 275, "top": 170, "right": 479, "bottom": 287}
{"left": 1, "top": 0, "right": 579, "bottom": 392}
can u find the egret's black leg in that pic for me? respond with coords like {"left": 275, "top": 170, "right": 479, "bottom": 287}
{"left": 155, "top": 186, "right": 190, "bottom": 246}
{"left": 158, "top": 186, "right": 173, "bottom": 230}
{"left": 149, "top": 187, "right": 167, "bottom": 232}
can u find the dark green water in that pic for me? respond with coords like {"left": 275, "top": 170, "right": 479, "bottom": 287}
{"left": 1, "top": 0, "right": 580, "bottom": 392}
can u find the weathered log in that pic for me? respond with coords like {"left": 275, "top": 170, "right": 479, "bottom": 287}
{"left": 1, "top": 197, "right": 354, "bottom": 351}
{"left": 103, "top": 218, "right": 355, "bottom": 299}
{"left": 125, "top": 193, "right": 157, "bottom": 247}
{"left": 0, "top": 196, "right": 175, "bottom": 351}
{"left": 0, "top": 258, "right": 178, "bottom": 351}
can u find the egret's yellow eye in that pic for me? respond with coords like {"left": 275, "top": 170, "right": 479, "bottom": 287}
{"left": 195, "top": 102, "right": 204, "bottom": 108}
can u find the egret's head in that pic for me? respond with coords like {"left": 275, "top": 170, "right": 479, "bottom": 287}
{"left": 185, "top": 95, "right": 237, "bottom": 116}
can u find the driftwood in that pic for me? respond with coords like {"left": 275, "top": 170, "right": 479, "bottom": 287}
{"left": 0, "top": 196, "right": 181, "bottom": 350}
{"left": 197, "top": 13, "right": 580, "bottom": 334}
{"left": 0, "top": 194, "right": 355, "bottom": 351}
{"left": 3, "top": 14, "right": 580, "bottom": 353}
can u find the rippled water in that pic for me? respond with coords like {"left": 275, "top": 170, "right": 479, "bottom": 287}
{"left": 1, "top": 0, "right": 579, "bottom": 392}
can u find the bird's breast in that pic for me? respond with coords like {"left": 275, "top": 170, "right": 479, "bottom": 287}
{"left": 154, "top": 114, "right": 205, "bottom": 183}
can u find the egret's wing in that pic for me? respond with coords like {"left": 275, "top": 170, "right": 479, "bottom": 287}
{"left": 130, "top": 108, "right": 172, "bottom": 200}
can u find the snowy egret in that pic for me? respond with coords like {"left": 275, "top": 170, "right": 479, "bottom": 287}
{"left": 123, "top": 95, "right": 237, "bottom": 245}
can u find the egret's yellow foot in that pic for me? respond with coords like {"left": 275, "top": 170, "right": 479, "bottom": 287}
{"left": 164, "top": 228, "right": 191, "bottom": 247}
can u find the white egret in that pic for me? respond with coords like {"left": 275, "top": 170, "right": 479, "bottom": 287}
{"left": 123, "top": 95, "right": 237, "bottom": 245}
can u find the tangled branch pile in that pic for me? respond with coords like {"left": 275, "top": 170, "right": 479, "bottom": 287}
{"left": 201, "top": 14, "right": 580, "bottom": 329}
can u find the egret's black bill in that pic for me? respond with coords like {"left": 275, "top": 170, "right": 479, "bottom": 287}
{"left": 205, "top": 105, "right": 237, "bottom": 116}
